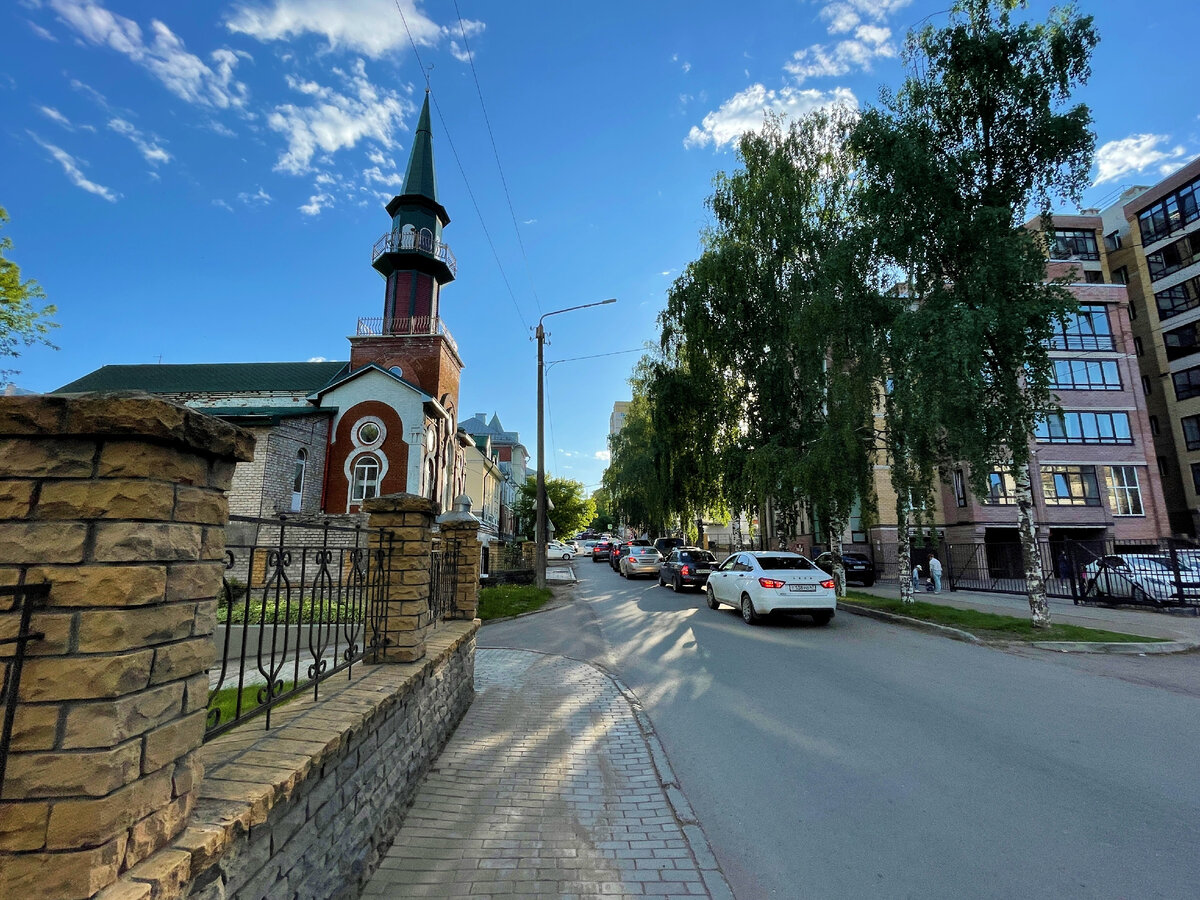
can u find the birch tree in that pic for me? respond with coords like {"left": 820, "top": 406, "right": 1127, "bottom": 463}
{"left": 0, "top": 207, "right": 57, "bottom": 377}
{"left": 852, "top": 0, "right": 1098, "bottom": 624}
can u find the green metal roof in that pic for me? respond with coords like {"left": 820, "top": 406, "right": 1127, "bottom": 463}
{"left": 194, "top": 406, "right": 334, "bottom": 422}
{"left": 402, "top": 91, "right": 439, "bottom": 204}
{"left": 55, "top": 361, "right": 349, "bottom": 394}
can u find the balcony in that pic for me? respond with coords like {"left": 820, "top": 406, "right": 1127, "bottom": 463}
{"left": 372, "top": 229, "right": 457, "bottom": 277}
{"left": 355, "top": 315, "right": 460, "bottom": 357}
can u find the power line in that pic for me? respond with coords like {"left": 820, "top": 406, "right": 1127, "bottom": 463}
{"left": 545, "top": 347, "right": 646, "bottom": 367}
{"left": 453, "top": 0, "right": 543, "bottom": 317}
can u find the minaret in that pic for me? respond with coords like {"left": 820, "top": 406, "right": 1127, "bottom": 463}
{"left": 371, "top": 89, "right": 456, "bottom": 330}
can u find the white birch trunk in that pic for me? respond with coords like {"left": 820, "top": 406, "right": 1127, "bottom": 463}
{"left": 1014, "top": 464, "right": 1051, "bottom": 627}
{"left": 897, "top": 490, "right": 914, "bottom": 604}
{"left": 828, "top": 521, "right": 847, "bottom": 598}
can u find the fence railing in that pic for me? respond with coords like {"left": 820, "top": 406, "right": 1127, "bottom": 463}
{"left": 206, "top": 516, "right": 392, "bottom": 740}
{"left": 355, "top": 315, "right": 460, "bottom": 356}
{"left": 1, "top": 582, "right": 50, "bottom": 799}
{"left": 371, "top": 229, "right": 457, "bottom": 275}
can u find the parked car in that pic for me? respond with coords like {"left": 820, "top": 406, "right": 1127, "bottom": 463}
{"left": 565, "top": 540, "right": 581, "bottom": 554}
{"left": 610, "top": 539, "right": 652, "bottom": 571}
{"left": 653, "top": 537, "right": 686, "bottom": 557}
{"left": 658, "top": 547, "right": 718, "bottom": 591}
{"left": 620, "top": 546, "right": 664, "bottom": 578}
{"left": 1081, "top": 554, "right": 1200, "bottom": 604}
{"left": 545, "top": 540, "right": 575, "bottom": 560}
{"left": 591, "top": 541, "right": 614, "bottom": 562}
{"left": 814, "top": 551, "right": 876, "bottom": 587}
{"left": 705, "top": 551, "right": 836, "bottom": 625}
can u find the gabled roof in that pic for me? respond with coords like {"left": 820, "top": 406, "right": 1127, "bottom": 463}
{"left": 459, "top": 411, "right": 521, "bottom": 446}
{"left": 56, "top": 361, "right": 349, "bottom": 394}
{"left": 309, "top": 362, "right": 431, "bottom": 402}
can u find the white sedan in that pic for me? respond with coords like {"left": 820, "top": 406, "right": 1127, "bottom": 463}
{"left": 546, "top": 541, "right": 576, "bottom": 560}
{"left": 1081, "top": 553, "right": 1200, "bottom": 604}
{"left": 705, "top": 551, "right": 836, "bottom": 625}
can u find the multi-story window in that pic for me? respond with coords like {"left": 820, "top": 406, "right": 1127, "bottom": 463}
{"left": 1192, "top": 462, "right": 1200, "bottom": 494}
{"left": 952, "top": 469, "right": 967, "bottom": 507}
{"left": 1183, "top": 414, "right": 1200, "bottom": 451}
{"left": 1040, "top": 465, "right": 1101, "bottom": 506}
{"left": 1034, "top": 411, "right": 1132, "bottom": 444}
{"left": 1084, "top": 271, "right": 1105, "bottom": 284}
{"left": 1105, "top": 466, "right": 1144, "bottom": 516}
{"left": 982, "top": 467, "right": 1016, "bottom": 505}
{"left": 1150, "top": 415, "right": 1160, "bottom": 435}
{"left": 1173, "top": 365, "right": 1200, "bottom": 400}
{"left": 1147, "top": 232, "right": 1200, "bottom": 280}
{"left": 1165, "top": 321, "right": 1200, "bottom": 362}
{"left": 1049, "top": 359, "right": 1121, "bottom": 390}
{"left": 1137, "top": 176, "right": 1200, "bottom": 245}
{"left": 1155, "top": 275, "right": 1200, "bottom": 320}
{"left": 351, "top": 455, "right": 381, "bottom": 501}
{"left": 1112, "top": 265, "right": 1129, "bottom": 285}
{"left": 1049, "top": 228, "right": 1100, "bottom": 260}
{"left": 1048, "top": 305, "right": 1114, "bottom": 350}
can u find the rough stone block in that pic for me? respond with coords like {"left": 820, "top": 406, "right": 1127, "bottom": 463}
{"left": 97, "top": 443, "right": 209, "bottom": 485}
{"left": 44, "top": 769, "right": 173, "bottom": 850}
{"left": 35, "top": 479, "right": 174, "bottom": 521}
{"left": 150, "top": 638, "right": 215, "bottom": 685}
{"left": 173, "top": 486, "right": 229, "bottom": 525}
{"left": 0, "top": 479, "right": 35, "bottom": 518}
{"left": 182, "top": 673, "right": 211, "bottom": 715}
{"left": 0, "top": 438, "right": 96, "bottom": 478}
{"left": 165, "top": 562, "right": 223, "bottom": 603}
{"left": 173, "top": 751, "right": 204, "bottom": 797}
{"left": 94, "top": 878, "right": 153, "bottom": 900}
{"left": 61, "top": 682, "right": 185, "bottom": 749}
{"left": 0, "top": 834, "right": 126, "bottom": 900}
{"left": 200, "top": 526, "right": 226, "bottom": 561}
{"left": 76, "top": 603, "right": 196, "bottom": 653}
{"left": 124, "top": 791, "right": 194, "bottom": 869}
{"left": 92, "top": 522, "right": 203, "bottom": 563}
{"left": 143, "top": 710, "right": 207, "bottom": 774}
{"left": 25, "top": 564, "right": 167, "bottom": 608}
{"left": 19, "top": 649, "right": 155, "bottom": 701}
{"left": 7, "top": 702, "right": 61, "bottom": 752}
{"left": 124, "top": 847, "right": 192, "bottom": 899}
{"left": 0, "top": 610, "right": 73, "bottom": 655}
{"left": 4, "top": 738, "right": 142, "bottom": 799}
{"left": 0, "top": 521, "right": 88, "bottom": 564}
{"left": 0, "top": 800, "right": 50, "bottom": 851}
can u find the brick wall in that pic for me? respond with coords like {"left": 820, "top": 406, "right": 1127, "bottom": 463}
{"left": 226, "top": 419, "right": 329, "bottom": 518}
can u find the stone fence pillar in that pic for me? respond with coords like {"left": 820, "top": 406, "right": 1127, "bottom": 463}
{"left": 437, "top": 495, "right": 482, "bottom": 621}
{"left": 364, "top": 494, "right": 437, "bottom": 663}
{"left": 0, "top": 393, "right": 254, "bottom": 900}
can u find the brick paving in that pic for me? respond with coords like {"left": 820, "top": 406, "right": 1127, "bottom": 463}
{"left": 362, "top": 649, "right": 732, "bottom": 899}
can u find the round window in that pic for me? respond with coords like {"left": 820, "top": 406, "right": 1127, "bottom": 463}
{"left": 357, "top": 422, "right": 381, "bottom": 445}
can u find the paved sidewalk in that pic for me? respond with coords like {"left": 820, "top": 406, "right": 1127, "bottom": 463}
{"left": 362, "top": 649, "right": 731, "bottom": 899}
{"left": 853, "top": 580, "right": 1200, "bottom": 643}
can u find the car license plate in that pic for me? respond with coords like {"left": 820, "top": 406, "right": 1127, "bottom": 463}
{"left": 789, "top": 583, "right": 817, "bottom": 592}
{"left": 697, "top": 569, "right": 710, "bottom": 575}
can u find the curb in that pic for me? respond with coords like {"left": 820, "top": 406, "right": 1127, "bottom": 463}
{"left": 839, "top": 602, "right": 1200, "bottom": 654}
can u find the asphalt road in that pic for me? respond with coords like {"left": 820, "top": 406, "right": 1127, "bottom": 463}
{"left": 479, "top": 560, "right": 1200, "bottom": 899}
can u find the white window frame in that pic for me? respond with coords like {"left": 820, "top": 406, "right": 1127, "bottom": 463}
{"left": 1106, "top": 465, "right": 1145, "bottom": 516}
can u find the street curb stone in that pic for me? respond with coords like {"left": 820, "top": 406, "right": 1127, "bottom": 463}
{"left": 839, "top": 601, "right": 982, "bottom": 643}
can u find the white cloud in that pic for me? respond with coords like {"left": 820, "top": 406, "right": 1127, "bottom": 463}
{"left": 594, "top": 450, "right": 610, "bottom": 461}
{"left": 308, "top": 356, "right": 327, "bottom": 362}
{"left": 108, "top": 117, "right": 171, "bottom": 164}
{"left": 226, "top": 0, "right": 443, "bottom": 59}
{"left": 299, "top": 192, "right": 333, "bottom": 215}
{"left": 362, "top": 166, "right": 403, "bottom": 188}
{"left": 49, "top": 0, "right": 249, "bottom": 109}
{"left": 267, "top": 59, "right": 412, "bottom": 175}
{"left": 1094, "top": 134, "right": 1190, "bottom": 185}
{"left": 685, "top": 84, "right": 858, "bottom": 149}
{"left": 522, "top": 218, "right": 537, "bottom": 225}
{"left": 784, "top": 25, "right": 895, "bottom": 84}
{"left": 28, "top": 21, "right": 58, "bottom": 42}
{"left": 238, "top": 187, "right": 272, "bottom": 205}
{"left": 39, "top": 106, "right": 72, "bottom": 128}
{"left": 212, "top": 198, "right": 235, "bottom": 212}
{"left": 28, "top": 132, "right": 118, "bottom": 201}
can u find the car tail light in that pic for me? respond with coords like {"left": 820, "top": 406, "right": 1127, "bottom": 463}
{"left": 758, "top": 577, "right": 785, "bottom": 589}
{"left": 820, "top": 579, "right": 835, "bottom": 589}
{"left": 681, "top": 565, "right": 691, "bottom": 576}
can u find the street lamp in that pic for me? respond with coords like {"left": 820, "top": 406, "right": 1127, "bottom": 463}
{"left": 535, "top": 298, "right": 617, "bottom": 588}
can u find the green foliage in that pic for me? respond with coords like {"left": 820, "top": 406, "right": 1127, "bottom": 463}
{"left": 0, "top": 207, "right": 57, "bottom": 378}
{"left": 218, "top": 594, "right": 364, "bottom": 625}
{"left": 512, "top": 476, "right": 595, "bottom": 540}
{"left": 477, "top": 584, "right": 553, "bottom": 621}
{"left": 588, "top": 486, "right": 613, "bottom": 532}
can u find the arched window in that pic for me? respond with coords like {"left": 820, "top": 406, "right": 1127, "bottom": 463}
{"left": 418, "top": 227, "right": 434, "bottom": 252}
{"left": 291, "top": 449, "right": 307, "bottom": 512}
{"left": 351, "top": 455, "right": 381, "bottom": 502}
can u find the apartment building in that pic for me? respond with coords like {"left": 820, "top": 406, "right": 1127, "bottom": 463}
{"left": 1102, "top": 156, "right": 1200, "bottom": 535}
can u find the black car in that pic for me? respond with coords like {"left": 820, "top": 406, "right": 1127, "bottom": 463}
{"left": 814, "top": 551, "right": 876, "bottom": 586}
{"left": 591, "top": 541, "right": 614, "bottom": 562}
{"left": 658, "top": 547, "right": 718, "bottom": 591}
{"left": 653, "top": 537, "right": 686, "bottom": 557}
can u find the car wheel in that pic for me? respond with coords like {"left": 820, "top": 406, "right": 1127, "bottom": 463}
{"left": 740, "top": 594, "right": 760, "bottom": 625}
{"left": 861, "top": 577, "right": 875, "bottom": 588}
{"left": 562, "top": 552, "right": 571, "bottom": 560}
{"left": 674, "top": 574, "right": 684, "bottom": 592}
{"left": 811, "top": 610, "right": 833, "bottom": 626}
{"left": 706, "top": 585, "right": 720, "bottom": 610}
{"left": 658, "top": 571, "right": 666, "bottom": 586}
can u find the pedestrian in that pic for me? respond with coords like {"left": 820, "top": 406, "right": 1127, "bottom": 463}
{"left": 928, "top": 552, "right": 943, "bottom": 593}
{"left": 911, "top": 563, "right": 921, "bottom": 594}
{"left": 1057, "top": 550, "right": 1071, "bottom": 580}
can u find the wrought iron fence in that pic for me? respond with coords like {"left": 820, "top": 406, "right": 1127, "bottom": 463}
{"left": 427, "top": 539, "right": 459, "bottom": 625}
{"left": 206, "top": 516, "right": 392, "bottom": 740}
{"left": 355, "top": 315, "right": 460, "bottom": 355}
{"left": 1, "top": 582, "right": 50, "bottom": 799}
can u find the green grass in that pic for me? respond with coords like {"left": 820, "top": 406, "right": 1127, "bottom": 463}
{"left": 207, "top": 679, "right": 298, "bottom": 728}
{"left": 842, "top": 591, "right": 1164, "bottom": 643}
{"left": 478, "top": 584, "right": 554, "bottom": 621}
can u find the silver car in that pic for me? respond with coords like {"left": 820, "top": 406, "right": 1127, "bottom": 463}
{"left": 620, "top": 546, "right": 663, "bottom": 579}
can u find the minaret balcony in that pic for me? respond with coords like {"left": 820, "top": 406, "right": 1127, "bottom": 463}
{"left": 356, "top": 315, "right": 460, "bottom": 356}
{"left": 372, "top": 230, "right": 457, "bottom": 277}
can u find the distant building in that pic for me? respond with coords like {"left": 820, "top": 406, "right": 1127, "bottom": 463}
{"left": 609, "top": 400, "right": 629, "bottom": 436}
{"left": 56, "top": 92, "right": 469, "bottom": 519}
{"left": 458, "top": 412, "right": 530, "bottom": 540}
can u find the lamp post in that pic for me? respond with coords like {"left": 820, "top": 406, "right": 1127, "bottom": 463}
{"left": 535, "top": 298, "right": 617, "bottom": 588}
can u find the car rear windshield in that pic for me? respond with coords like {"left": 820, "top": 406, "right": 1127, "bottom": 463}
{"left": 683, "top": 551, "right": 717, "bottom": 563}
{"left": 843, "top": 554, "right": 870, "bottom": 563}
{"left": 757, "top": 556, "right": 816, "bottom": 570}
{"left": 631, "top": 547, "right": 659, "bottom": 557}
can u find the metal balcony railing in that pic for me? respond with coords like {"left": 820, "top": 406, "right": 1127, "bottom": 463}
{"left": 355, "top": 315, "right": 460, "bottom": 356}
{"left": 372, "top": 230, "right": 457, "bottom": 277}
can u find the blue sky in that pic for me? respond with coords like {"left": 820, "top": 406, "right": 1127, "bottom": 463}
{"left": 2, "top": 0, "right": 1199, "bottom": 497}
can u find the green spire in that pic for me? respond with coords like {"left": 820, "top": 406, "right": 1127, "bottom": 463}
{"left": 402, "top": 91, "right": 438, "bottom": 203}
